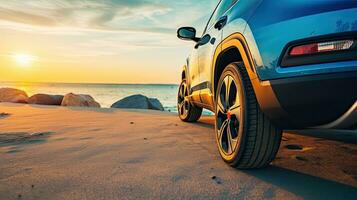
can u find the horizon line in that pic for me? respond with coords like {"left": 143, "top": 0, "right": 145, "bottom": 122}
{"left": 0, "top": 80, "right": 179, "bottom": 85}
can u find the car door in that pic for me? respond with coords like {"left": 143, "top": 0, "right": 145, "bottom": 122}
{"left": 197, "top": 0, "right": 236, "bottom": 107}
{"left": 187, "top": 48, "right": 201, "bottom": 103}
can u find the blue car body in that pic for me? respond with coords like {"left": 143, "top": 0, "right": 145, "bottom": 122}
{"left": 238, "top": 0, "right": 357, "bottom": 80}
{"left": 180, "top": 0, "right": 357, "bottom": 128}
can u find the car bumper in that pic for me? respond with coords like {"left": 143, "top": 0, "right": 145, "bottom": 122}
{"left": 267, "top": 71, "right": 357, "bottom": 128}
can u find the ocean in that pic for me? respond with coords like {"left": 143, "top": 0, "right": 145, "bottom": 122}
{"left": 0, "top": 82, "right": 180, "bottom": 112}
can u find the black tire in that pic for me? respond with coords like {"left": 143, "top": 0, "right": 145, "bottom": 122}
{"left": 178, "top": 79, "right": 202, "bottom": 122}
{"left": 215, "top": 62, "right": 282, "bottom": 169}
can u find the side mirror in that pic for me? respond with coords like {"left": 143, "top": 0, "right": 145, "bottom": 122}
{"left": 177, "top": 27, "right": 200, "bottom": 42}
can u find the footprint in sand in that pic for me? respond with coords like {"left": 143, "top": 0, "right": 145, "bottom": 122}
{"left": 211, "top": 176, "right": 222, "bottom": 184}
{"left": 285, "top": 144, "right": 303, "bottom": 150}
{"left": 0, "top": 112, "right": 10, "bottom": 119}
{"left": 294, "top": 155, "right": 308, "bottom": 161}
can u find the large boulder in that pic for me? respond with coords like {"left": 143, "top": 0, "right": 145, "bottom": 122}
{"left": 61, "top": 93, "right": 100, "bottom": 108}
{"left": 28, "top": 94, "right": 64, "bottom": 106}
{"left": 148, "top": 98, "right": 164, "bottom": 111}
{"left": 111, "top": 94, "right": 164, "bottom": 111}
{"left": 0, "top": 88, "right": 28, "bottom": 103}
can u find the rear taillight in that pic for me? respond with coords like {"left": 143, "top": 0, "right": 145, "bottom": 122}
{"left": 289, "top": 40, "right": 354, "bottom": 56}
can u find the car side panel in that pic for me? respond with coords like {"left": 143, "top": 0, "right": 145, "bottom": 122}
{"left": 187, "top": 48, "right": 199, "bottom": 84}
{"left": 187, "top": 48, "right": 202, "bottom": 103}
{"left": 198, "top": 25, "right": 222, "bottom": 108}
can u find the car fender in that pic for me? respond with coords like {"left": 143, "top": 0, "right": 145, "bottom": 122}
{"left": 211, "top": 32, "right": 289, "bottom": 124}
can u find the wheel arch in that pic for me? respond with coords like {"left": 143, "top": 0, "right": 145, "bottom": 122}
{"left": 212, "top": 33, "right": 257, "bottom": 98}
{"left": 211, "top": 33, "right": 289, "bottom": 127}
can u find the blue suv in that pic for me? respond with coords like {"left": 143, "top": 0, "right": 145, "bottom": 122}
{"left": 176, "top": 0, "right": 357, "bottom": 169}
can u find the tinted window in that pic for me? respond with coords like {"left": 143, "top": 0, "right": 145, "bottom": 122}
{"left": 206, "top": 0, "right": 234, "bottom": 30}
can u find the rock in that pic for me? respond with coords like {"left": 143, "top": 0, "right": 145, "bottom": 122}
{"left": 111, "top": 94, "right": 149, "bottom": 109}
{"left": 111, "top": 94, "right": 164, "bottom": 111}
{"left": 61, "top": 93, "right": 100, "bottom": 107}
{"left": 28, "top": 94, "right": 64, "bottom": 105}
{"left": 148, "top": 98, "right": 164, "bottom": 111}
{"left": 0, "top": 88, "right": 28, "bottom": 103}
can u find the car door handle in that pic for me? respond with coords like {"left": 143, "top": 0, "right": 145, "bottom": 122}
{"left": 214, "top": 16, "right": 227, "bottom": 30}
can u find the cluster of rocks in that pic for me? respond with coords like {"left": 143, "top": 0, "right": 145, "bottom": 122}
{"left": 0, "top": 88, "right": 164, "bottom": 111}
{"left": 0, "top": 88, "right": 100, "bottom": 108}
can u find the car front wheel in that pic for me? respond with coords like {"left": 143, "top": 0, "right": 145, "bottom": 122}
{"left": 178, "top": 79, "right": 202, "bottom": 122}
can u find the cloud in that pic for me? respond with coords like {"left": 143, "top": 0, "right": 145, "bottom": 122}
{"left": 0, "top": 0, "right": 217, "bottom": 35}
{"left": 0, "top": 7, "right": 56, "bottom": 26}
{"left": 0, "top": 0, "right": 175, "bottom": 33}
{"left": 0, "top": 0, "right": 217, "bottom": 62}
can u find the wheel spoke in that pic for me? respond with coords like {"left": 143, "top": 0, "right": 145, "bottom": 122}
{"left": 227, "top": 123, "right": 233, "bottom": 154}
{"left": 182, "top": 84, "right": 186, "bottom": 97}
{"left": 178, "top": 103, "right": 182, "bottom": 115}
{"left": 178, "top": 101, "right": 185, "bottom": 115}
{"left": 183, "top": 84, "right": 188, "bottom": 97}
{"left": 230, "top": 85, "right": 240, "bottom": 109}
{"left": 219, "top": 81, "right": 227, "bottom": 109}
{"left": 185, "top": 100, "right": 190, "bottom": 111}
{"left": 216, "top": 94, "right": 226, "bottom": 114}
{"left": 218, "top": 120, "right": 228, "bottom": 147}
{"left": 179, "top": 85, "right": 183, "bottom": 99}
{"left": 224, "top": 76, "right": 232, "bottom": 107}
{"left": 230, "top": 105, "right": 241, "bottom": 119}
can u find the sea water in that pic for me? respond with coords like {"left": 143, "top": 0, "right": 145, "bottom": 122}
{"left": 0, "top": 82, "right": 216, "bottom": 115}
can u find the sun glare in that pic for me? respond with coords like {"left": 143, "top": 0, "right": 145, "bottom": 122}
{"left": 13, "top": 54, "right": 36, "bottom": 67}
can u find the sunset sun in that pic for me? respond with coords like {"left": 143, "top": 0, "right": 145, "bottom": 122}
{"left": 13, "top": 54, "right": 36, "bottom": 67}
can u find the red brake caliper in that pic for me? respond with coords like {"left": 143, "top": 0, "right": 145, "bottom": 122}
{"left": 227, "top": 111, "right": 231, "bottom": 120}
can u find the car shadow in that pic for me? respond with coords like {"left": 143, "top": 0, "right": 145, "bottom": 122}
{"left": 288, "top": 129, "right": 357, "bottom": 144}
{"left": 192, "top": 116, "right": 357, "bottom": 197}
{"left": 242, "top": 166, "right": 357, "bottom": 200}
{"left": 195, "top": 116, "right": 215, "bottom": 129}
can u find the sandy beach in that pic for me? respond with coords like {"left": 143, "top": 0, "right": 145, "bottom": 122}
{"left": 0, "top": 103, "right": 356, "bottom": 200}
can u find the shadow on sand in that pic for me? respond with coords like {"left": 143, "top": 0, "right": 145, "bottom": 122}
{"left": 195, "top": 116, "right": 215, "bottom": 129}
{"left": 243, "top": 166, "right": 357, "bottom": 200}
{"left": 288, "top": 129, "right": 357, "bottom": 144}
{"left": 0, "top": 132, "right": 54, "bottom": 147}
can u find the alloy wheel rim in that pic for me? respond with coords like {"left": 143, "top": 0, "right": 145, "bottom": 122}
{"left": 178, "top": 81, "right": 190, "bottom": 117}
{"left": 216, "top": 75, "right": 241, "bottom": 155}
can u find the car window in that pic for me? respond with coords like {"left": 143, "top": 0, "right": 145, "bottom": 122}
{"left": 204, "top": 0, "right": 234, "bottom": 33}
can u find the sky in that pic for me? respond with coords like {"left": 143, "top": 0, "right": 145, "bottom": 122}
{"left": 0, "top": 0, "right": 218, "bottom": 84}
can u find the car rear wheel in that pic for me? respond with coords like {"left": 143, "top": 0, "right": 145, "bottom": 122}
{"left": 178, "top": 79, "right": 202, "bottom": 122}
{"left": 215, "top": 62, "right": 282, "bottom": 169}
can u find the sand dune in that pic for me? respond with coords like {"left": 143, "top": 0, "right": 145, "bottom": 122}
{"left": 0, "top": 103, "right": 356, "bottom": 200}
